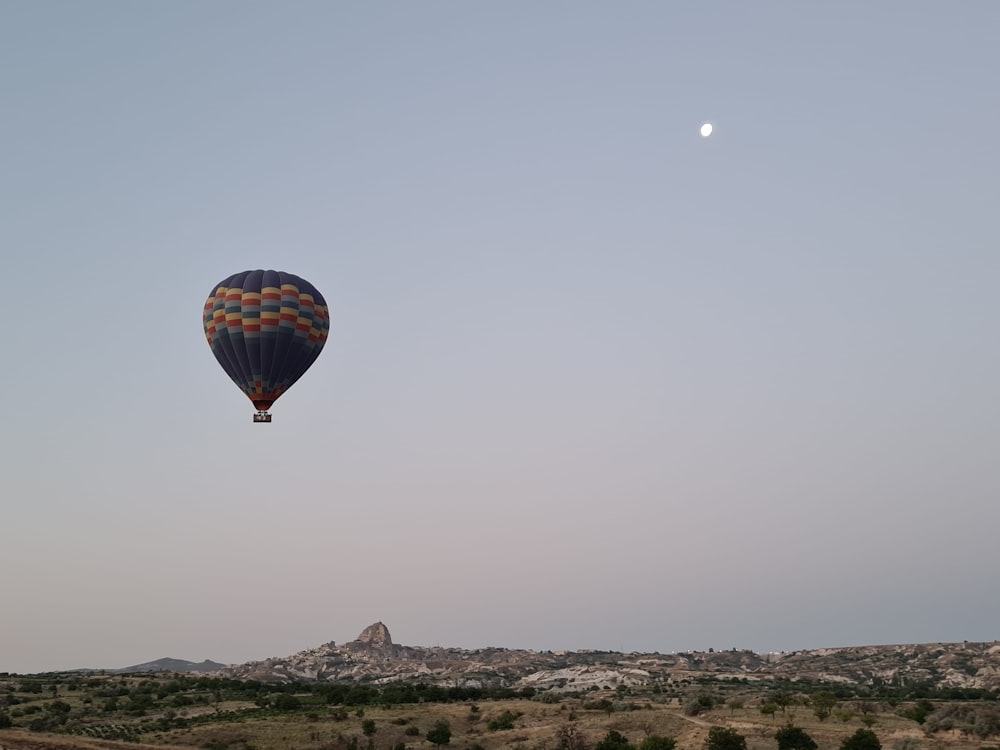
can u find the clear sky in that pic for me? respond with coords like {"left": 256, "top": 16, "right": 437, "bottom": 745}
{"left": 2, "top": 1, "right": 998, "bottom": 675}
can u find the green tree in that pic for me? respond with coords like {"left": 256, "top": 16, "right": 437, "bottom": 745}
{"left": 595, "top": 730, "right": 633, "bottom": 750}
{"left": 487, "top": 710, "right": 522, "bottom": 731}
{"left": 901, "top": 700, "right": 934, "bottom": 725}
{"left": 775, "top": 724, "right": 817, "bottom": 750}
{"left": 811, "top": 692, "right": 837, "bottom": 722}
{"left": 684, "top": 693, "right": 715, "bottom": 716}
{"left": 770, "top": 691, "right": 794, "bottom": 713}
{"left": 639, "top": 736, "right": 676, "bottom": 750}
{"left": 841, "top": 729, "right": 881, "bottom": 750}
{"left": 705, "top": 726, "right": 747, "bottom": 750}
{"left": 273, "top": 693, "right": 301, "bottom": 711}
{"left": 760, "top": 703, "right": 778, "bottom": 720}
{"left": 126, "top": 692, "right": 154, "bottom": 716}
{"left": 46, "top": 700, "right": 72, "bottom": 716}
{"left": 427, "top": 720, "right": 452, "bottom": 747}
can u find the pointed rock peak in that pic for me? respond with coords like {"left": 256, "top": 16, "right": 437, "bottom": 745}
{"left": 355, "top": 621, "right": 393, "bottom": 648}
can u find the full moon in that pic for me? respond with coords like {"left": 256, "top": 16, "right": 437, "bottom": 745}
{"left": 700, "top": 123, "right": 713, "bottom": 137}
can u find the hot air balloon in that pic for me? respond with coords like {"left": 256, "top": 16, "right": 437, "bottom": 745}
{"left": 202, "top": 270, "right": 330, "bottom": 422}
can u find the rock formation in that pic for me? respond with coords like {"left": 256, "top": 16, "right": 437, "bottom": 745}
{"left": 352, "top": 621, "right": 393, "bottom": 650}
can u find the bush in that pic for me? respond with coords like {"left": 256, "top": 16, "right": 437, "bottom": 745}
{"left": 272, "top": 693, "right": 301, "bottom": 711}
{"left": 595, "top": 730, "right": 633, "bottom": 750}
{"left": 901, "top": 700, "right": 934, "bottom": 726}
{"left": 639, "top": 736, "right": 676, "bottom": 750}
{"left": 775, "top": 724, "right": 817, "bottom": 750}
{"left": 924, "top": 703, "right": 1000, "bottom": 738}
{"left": 684, "top": 694, "right": 715, "bottom": 716}
{"left": 841, "top": 729, "right": 881, "bottom": 750}
{"left": 487, "top": 710, "right": 522, "bottom": 731}
{"left": 426, "top": 720, "right": 451, "bottom": 747}
{"left": 704, "top": 726, "right": 746, "bottom": 750}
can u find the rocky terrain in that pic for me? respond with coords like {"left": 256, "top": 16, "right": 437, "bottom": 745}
{"left": 214, "top": 622, "right": 1000, "bottom": 691}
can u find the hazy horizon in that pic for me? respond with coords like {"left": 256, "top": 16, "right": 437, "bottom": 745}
{"left": 3, "top": 1, "right": 998, "bottom": 675}
{"left": 50, "top": 627, "right": 1000, "bottom": 676}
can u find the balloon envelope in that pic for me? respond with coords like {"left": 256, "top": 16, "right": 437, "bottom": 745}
{"left": 202, "top": 270, "right": 330, "bottom": 411}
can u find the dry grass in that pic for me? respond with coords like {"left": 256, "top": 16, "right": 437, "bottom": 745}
{"left": 0, "top": 727, "right": 192, "bottom": 750}
{"left": 3, "top": 696, "right": 996, "bottom": 750}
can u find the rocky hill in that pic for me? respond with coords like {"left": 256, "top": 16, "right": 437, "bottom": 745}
{"left": 216, "top": 622, "right": 1000, "bottom": 691}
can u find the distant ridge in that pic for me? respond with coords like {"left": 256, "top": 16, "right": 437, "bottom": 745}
{"left": 216, "top": 622, "right": 1000, "bottom": 690}
{"left": 113, "top": 657, "right": 226, "bottom": 674}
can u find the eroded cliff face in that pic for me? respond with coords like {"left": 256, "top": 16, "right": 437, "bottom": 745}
{"left": 353, "top": 622, "right": 393, "bottom": 649}
{"left": 216, "top": 623, "right": 1000, "bottom": 691}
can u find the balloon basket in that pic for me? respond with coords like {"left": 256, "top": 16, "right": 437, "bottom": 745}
{"left": 253, "top": 411, "right": 272, "bottom": 423}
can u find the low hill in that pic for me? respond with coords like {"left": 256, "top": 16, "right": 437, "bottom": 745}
{"left": 113, "top": 657, "right": 226, "bottom": 674}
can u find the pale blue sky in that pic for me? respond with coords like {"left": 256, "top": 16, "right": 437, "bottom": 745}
{"left": 2, "top": 1, "right": 998, "bottom": 674}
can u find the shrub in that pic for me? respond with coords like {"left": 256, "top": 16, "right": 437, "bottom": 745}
{"left": 704, "top": 726, "right": 746, "bottom": 750}
{"left": 272, "top": 693, "right": 301, "bottom": 712}
{"left": 487, "top": 710, "right": 522, "bottom": 731}
{"left": 639, "top": 736, "right": 676, "bottom": 750}
{"left": 775, "top": 724, "right": 817, "bottom": 750}
{"left": 924, "top": 703, "right": 1000, "bottom": 738}
{"left": 901, "top": 700, "right": 934, "bottom": 726}
{"left": 595, "top": 730, "right": 633, "bottom": 750}
{"left": 427, "top": 720, "right": 451, "bottom": 747}
{"left": 684, "top": 694, "right": 716, "bottom": 716}
{"left": 841, "top": 729, "right": 881, "bottom": 750}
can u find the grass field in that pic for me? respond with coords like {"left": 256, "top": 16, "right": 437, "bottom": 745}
{"left": 1, "top": 673, "right": 997, "bottom": 750}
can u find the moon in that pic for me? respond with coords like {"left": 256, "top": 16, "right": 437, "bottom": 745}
{"left": 700, "top": 123, "right": 713, "bottom": 137}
